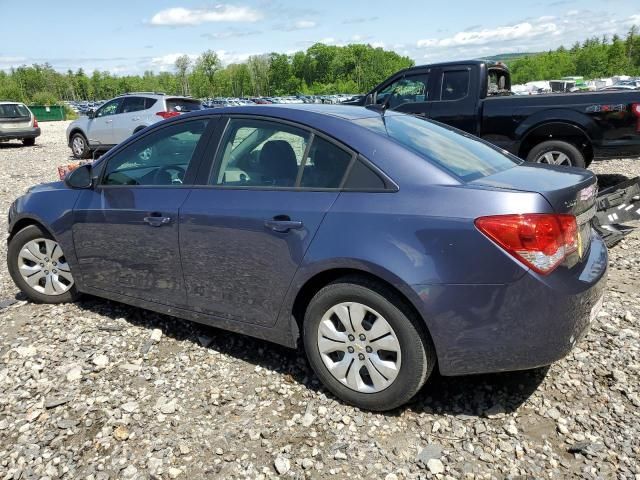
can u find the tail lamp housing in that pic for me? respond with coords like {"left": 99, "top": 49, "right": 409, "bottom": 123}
{"left": 475, "top": 213, "right": 578, "bottom": 274}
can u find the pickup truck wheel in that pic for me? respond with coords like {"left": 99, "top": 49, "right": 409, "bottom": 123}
{"left": 526, "top": 140, "right": 585, "bottom": 169}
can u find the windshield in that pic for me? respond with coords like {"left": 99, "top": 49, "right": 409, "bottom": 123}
{"left": 166, "top": 98, "right": 203, "bottom": 113}
{"left": 0, "top": 104, "right": 30, "bottom": 118}
{"left": 355, "top": 113, "right": 520, "bottom": 181}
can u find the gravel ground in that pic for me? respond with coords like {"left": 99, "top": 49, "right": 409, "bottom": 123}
{"left": 0, "top": 121, "right": 639, "bottom": 480}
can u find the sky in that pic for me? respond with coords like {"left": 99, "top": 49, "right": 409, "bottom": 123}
{"left": 0, "top": 0, "right": 638, "bottom": 74}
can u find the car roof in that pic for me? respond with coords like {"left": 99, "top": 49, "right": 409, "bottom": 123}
{"left": 0, "top": 101, "right": 25, "bottom": 105}
{"left": 198, "top": 104, "right": 385, "bottom": 121}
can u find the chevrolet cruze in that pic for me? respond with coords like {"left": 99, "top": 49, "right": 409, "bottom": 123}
{"left": 7, "top": 105, "right": 607, "bottom": 410}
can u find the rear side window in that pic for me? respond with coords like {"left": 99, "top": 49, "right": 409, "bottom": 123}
{"left": 300, "top": 137, "right": 352, "bottom": 188}
{"left": 441, "top": 70, "right": 469, "bottom": 101}
{"left": 343, "top": 159, "right": 386, "bottom": 190}
{"left": 356, "top": 114, "right": 519, "bottom": 181}
{"left": 120, "top": 97, "right": 146, "bottom": 113}
{"left": 166, "top": 98, "right": 203, "bottom": 113}
{"left": 0, "top": 104, "right": 30, "bottom": 118}
{"left": 144, "top": 98, "right": 158, "bottom": 109}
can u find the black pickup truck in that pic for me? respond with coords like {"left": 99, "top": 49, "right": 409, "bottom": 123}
{"left": 347, "top": 60, "right": 640, "bottom": 168}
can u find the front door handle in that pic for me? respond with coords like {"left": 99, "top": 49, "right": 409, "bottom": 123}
{"left": 264, "top": 215, "right": 303, "bottom": 233}
{"left": 144, "top": 214, "right": 171, "bottom": 227}
{"left": 131, "top": 117, "right": 140, "bottom": 121}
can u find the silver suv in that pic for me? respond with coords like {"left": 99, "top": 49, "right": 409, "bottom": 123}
{"left": 0, "top": 102, "right": 40, "bottom": 146}
{"left": 66, "top": 93, "right": 203, "bottom": 159}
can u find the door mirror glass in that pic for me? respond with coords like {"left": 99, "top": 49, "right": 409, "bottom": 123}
{"left": 65, "top": 164, "right": 93, "bottom": 189}
{"left": 364, "top": 93, "right": 374, "bottom": 106}
{"left": 87, "top": 109, "right": 95, "bottom": 119}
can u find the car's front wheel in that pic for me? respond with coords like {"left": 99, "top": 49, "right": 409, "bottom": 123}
{"left": 8, "top": 225, "right": 79, "bottom": 303}
{"left": 70, "top": 132, "right": 91, "bottom": 159}
{"left": 303, "top": 277, "right": 435, "bottom": 411}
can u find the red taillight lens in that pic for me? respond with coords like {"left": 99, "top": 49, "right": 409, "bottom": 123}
{"left": 33, "top": 117, "right": 38, "bottom": 128}
{"left": 475, "top": 214, "right": 578, "bottom": 274}
{"left": 632, "top": 103, "right": 640, "bottom": 132}
{"left": 155, "top": 111, "right": 181, "bottom": 119}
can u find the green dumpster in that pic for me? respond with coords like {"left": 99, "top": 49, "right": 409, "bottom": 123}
{"left": 27, "top": 105, "right": 66, "bottom": 122}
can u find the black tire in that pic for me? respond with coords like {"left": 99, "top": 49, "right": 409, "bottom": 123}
{"left": 7, "top": 225, "right": 79, "bottom": 304}
{"left": 22, "top": 138, "right": 35, "bottom": 146}
{"left": 70, "top": 132, "right": 91, "bottom": 159}
{"left": 526, "top": 140, "right": 586, "bottom": 168}
{"left": 303, "top": 276, "right": 436, "bottom": 411}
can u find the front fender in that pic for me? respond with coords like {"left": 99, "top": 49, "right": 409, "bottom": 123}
{"left": 9, "top": 187, "right": 82, "bottom": 282}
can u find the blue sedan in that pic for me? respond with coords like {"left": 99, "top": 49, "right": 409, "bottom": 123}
{"left": 7, "top": 105, "right": 607, "bottom": 410}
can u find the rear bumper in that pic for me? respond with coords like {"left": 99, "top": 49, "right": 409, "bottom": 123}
{"left": 413, "top": 231, "right": 608, "bottom": 376}
{"left": 0, "top": 127, "right": 41, "bottom": 140}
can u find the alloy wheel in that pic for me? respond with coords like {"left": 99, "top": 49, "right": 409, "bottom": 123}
{"left": 316, "top": 302, "right": 402, "bottom": 393}
{"left": 536, "top": 150, "right": 572, "bottom": 166}
{"left": 17, "top": 238, "right": 74, "bottom": 295}
{"left": 72, "top": 136, "right": 85, "bottom": 156}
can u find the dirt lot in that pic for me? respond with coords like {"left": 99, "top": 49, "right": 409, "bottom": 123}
{"left": 0, "top": 121, "right": 639, "bottom": 479}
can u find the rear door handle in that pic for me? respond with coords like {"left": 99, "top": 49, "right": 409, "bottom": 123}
{"left": 264, "top": 216, "right": 303, "bottom": 233}
{"left": 144, "top": 214, "right": 171, "bottom": 227}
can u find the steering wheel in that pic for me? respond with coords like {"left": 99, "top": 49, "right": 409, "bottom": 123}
{"left": 153, "top": 165, "right": 186, "bottom": 185}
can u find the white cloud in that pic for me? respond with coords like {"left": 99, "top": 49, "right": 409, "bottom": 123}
{"left": 150, "top": 5, "right": 262, "bottom": 26}
{"left": 150, "top": 53, "right": 199, "bottom": 71}
{"left": 371, "top": 41, "right": 386, "bottom": 49}
{"left": 414, "top": 10, "right": 640, "bottom": 63}
{"left": 417, "top": 22, "right": 559, "bottom": 48}
{"left": 294, "top": 20, "right": 316, "bottom": 29}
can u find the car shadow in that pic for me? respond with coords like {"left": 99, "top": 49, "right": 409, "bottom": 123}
{"left": 66, "top": 295, "right": 546, "bottom": 417}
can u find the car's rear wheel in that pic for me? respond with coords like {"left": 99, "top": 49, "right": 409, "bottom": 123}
{"left": 70, "top": 132, "right": 91, "bottom": 159}
{"left": 526, "top": 140, "right": 585, "bottom": 168}
{"left": 8, "top": 225, "right": 79, "bottom": 303}
{"left": 22, "top": 138, "right": 35, "bottom": 146}
{"left": 303, "top": 277, "right": 435, "bottom": 411}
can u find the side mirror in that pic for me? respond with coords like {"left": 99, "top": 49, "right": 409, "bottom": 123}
{"left": 365, "top": 93, "right": 374, "bottom": 105}
{"left": 64, "top": 164, "right": 93, "bottom": 189}
{"left": 87, "top": 109, "right": 96, "bottom": 119}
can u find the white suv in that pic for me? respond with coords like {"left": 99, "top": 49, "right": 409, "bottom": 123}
{"left": 66, "top": 93, "right": 203, "bottom": 159}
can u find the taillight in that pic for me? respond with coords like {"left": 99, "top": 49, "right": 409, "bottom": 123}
{"left": 632, "top": 103, "right": 640, "bottom": 132}
{"left": 156, "top": 111, "right": 181, "bottom": 119}
{"left": 475, "top": 214, "right": 578, "bottom": 274}
{"left": 33, "top": 117, "right": 38, "bottom": 128}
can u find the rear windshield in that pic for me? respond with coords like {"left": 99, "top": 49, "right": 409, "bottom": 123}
{"left": 355, "top": 113, "right": 520, "bottom": 181}
{"left": 165, "top": 98, "right": 203, "bottom": 113}
{"left": 0, "top": 104, "right": 30, "bottom": 119}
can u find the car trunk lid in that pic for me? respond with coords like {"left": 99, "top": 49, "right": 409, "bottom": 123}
{"left": 471, "top": 163, "right": 598, "bottom": 263}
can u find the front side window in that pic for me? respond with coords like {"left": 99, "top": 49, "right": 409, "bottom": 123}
{"left": 441, "top": 70, "right": 469, "bottom": 101}
{"left": 213, "top": 119, "right": 310, "bottom": 188}
{"left": 102, "top": 119, "right": 208, "bottom": 186}
{"left": 96, "top": 99, "right": 121, "bottom": 118}
{"left": 121, "top": 97, "right": 146, "bottom": 113}
{"left": 356, "top": 114, "right": 519, "bottom": 181}
{"left": 376, "top": 74, "right": 429, "bottom": 109}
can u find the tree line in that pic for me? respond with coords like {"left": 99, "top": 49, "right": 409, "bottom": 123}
{"left": 0, "top": 44, "right": 414, "bottom": 103}
{"left": 1, "top": 27, "right": 639, "bottom": 104}
{"left": 508, "top": 27, "right": 640, "bottom": 84}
